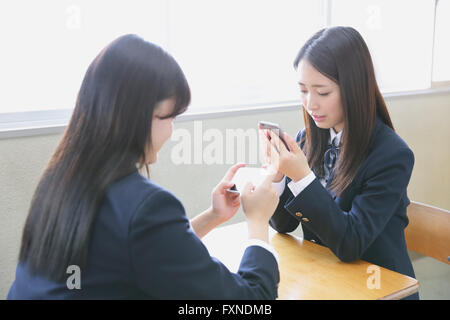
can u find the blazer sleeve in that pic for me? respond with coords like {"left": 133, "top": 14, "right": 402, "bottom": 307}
{"left": 269, "top": 181, "right": 301, "bottom": 233}
{"left": 128, "top": 189, "right": 279, "bottom": 299}
{"left": 280, "top": 147, "right": 415, "bottom": 262}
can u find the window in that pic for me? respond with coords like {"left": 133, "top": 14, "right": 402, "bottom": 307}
{"left": 432, "top": 0, "right": 450, "bottom": 83}
{"left": 330, "top": 0, "right": 435, "bottom": 92}
{"left": 0, "top": 0, "right": 324, "bottom": 114}
{"left": 167, "top": 0, "right": 324, "bottom": 111}
{"left": 0, "top": 0, "right": 168, "bottom": 114}
{"left": 0, "top": 0, "right": 448, "bottom": 120}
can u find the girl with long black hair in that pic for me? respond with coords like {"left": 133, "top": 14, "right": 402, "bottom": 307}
{"left": 8, "top": 34, "right": 280, "bottom": 299}
{"left": 261, "top": 26, "right": 418, "bottom": 299}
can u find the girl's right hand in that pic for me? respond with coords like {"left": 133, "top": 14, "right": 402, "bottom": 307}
{"left": 259, "top": 130, "right": 284, "bottom": 183}
{"left": 240, "top": 173, "right": 279, "bottom": 241}
{"left": 259, "top": 128, "right": 311, "bottom": 183}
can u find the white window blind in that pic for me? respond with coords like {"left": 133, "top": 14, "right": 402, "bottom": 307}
{"left": 433, "top": 0, "right": 450, "bottom": 82}
{"left": 330, "top": 0, "right": 435, "bottom": 93}
{"left": 167, "top": 0, "right": 325, "bottom": 111}
{"left": 0, "top": 0, "right": 447, "bottom": 117}
{"left": 0, "top": 0, "right": 168, "bottom": 114}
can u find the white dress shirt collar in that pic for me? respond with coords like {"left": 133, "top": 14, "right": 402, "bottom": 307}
{"left": 329, "top": 127, "right": 343, "bottom": 146}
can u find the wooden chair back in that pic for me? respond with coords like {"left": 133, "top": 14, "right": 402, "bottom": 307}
{"left": 404, "top": 201, "right": 450, "bottom": 265}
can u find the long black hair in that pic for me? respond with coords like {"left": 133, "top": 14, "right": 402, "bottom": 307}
{"left": 294, "top": 26, "right": 393, "bottom": 196}
{"left": 19, "top": 34, "right": 190, "bottom": 280}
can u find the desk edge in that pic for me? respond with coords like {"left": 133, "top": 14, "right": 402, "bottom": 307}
{"left": 379, "top": 282, "right": 420, "bottom": 300}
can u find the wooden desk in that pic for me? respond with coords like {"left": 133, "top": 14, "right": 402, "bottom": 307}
{"left": 202, "top": 222, "right": 419, "bottom": 300}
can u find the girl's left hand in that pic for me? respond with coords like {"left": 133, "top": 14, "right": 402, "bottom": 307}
{"left": 261, "top": 129, "right": 312, "bottom": 182}
{"left": 210, "top": 163, "right": 246, "bottom": 224}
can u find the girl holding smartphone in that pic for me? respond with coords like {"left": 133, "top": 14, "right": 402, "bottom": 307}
{"left": 260, "top": 26, "right": 418, "bottom": 299}
{"left": 8, "top": 34, "right": 280, "bottom": 299}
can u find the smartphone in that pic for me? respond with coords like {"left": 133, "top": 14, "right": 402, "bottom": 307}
{"left": 226, "top": 167, "right": 272, "bottom": 193}
{"left": 258, "top": 121, "right": 290, "bottom": 151}
{"left": 226, "top": 184, "right": 240, "bottom": 194}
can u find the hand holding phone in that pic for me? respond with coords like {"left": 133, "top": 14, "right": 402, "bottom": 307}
{"left": 226, "top": 166, "right": 274, "bottom": 194}
{"left": 259, "top": 121, "right": 313, "bottom": 183}
{"left": 258, "top": 121, "right": 290, "bottom": 151}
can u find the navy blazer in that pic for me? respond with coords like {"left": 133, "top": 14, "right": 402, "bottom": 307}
{"left": 269, "top": 118, "right": 418, "bottom": 299}
{"left": 8, "top": 171, "right": 279, "bottom": 299}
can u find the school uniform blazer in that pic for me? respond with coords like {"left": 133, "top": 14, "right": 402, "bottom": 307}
{"left": 269, "top": 117, "right": 417, "bottom": 282}
{"left": 8, "top": 171, "right": 279, "bottom": 300}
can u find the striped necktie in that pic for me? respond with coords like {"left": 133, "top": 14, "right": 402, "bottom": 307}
{"left": 323, "top": 136, "right": 339, "bottom": 187}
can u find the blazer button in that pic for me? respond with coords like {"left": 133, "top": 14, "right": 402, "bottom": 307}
{"left": 302, "top": 217, "right": 310, "bottom": 223}
{"left": 295, "top": 212, "right": 303, "bottom": 217}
